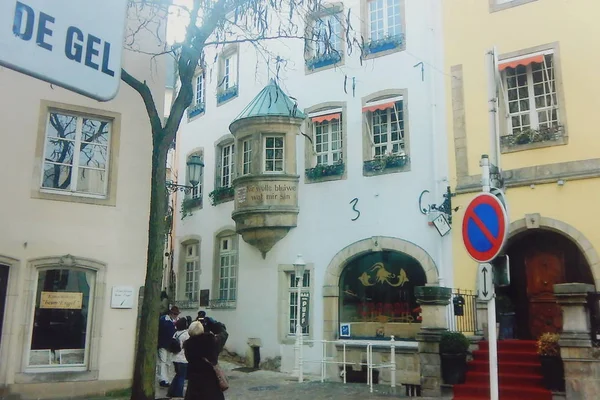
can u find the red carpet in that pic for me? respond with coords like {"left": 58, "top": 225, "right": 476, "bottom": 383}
{"left": 453, "top": 340, "right": 552, "bottom": 400}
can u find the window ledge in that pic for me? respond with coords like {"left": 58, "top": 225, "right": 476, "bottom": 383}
{"left": 208, "top": 299, "right": 236, "bottom": 309}
{"left": 305, "top": 163, "right": 345, "bottom": 183}
{"left": 15, "top": 369, "right": 99, "bottom": 383}
{"left": 489, "top": 0, "right": 538, "bottom": 13}
{"left": 209, "top": 187, "right": 235, "bottom": 206}
{"left": 363, "top": 156, "right": 410, "bottom": 177}
{"left": 305, "top": 53, "right": 343, "bottom": 73}
{"left": 32, "top": 189, "right": 114, "bottom": 207}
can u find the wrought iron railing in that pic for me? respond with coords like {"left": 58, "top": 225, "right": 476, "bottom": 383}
{"left": 499, "top": 124, "right": 564, "bottom": 148}
{"left": 174, "top": 299, "right": 199, "bottom": 310}
{"left": 209, "top": 299, "right": 236, "bottom": 309}
{"left": 447, "top": 289, "right": 479, "bottom": 334}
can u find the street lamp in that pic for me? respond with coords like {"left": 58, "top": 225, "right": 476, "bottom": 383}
{"left": 165, "top": 155, "right": 204, "bottom": 193}
{"left": 293, "top": 254, "right": 306, "bottom": 383}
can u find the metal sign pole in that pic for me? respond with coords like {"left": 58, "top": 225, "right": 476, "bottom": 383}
{"left": 486, "top": 285, "right": 499, "bottom": 400}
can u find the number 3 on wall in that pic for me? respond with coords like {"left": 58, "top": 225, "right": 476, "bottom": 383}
{"left": 350, "top": 198, "right": 360, "bottom": 221}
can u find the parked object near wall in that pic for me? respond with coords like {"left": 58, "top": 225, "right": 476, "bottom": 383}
{"left": 439, "top": 331, "right": 470, "bottom": 384}
{"left": 537, "top": 332, "right": 565, "bottom": 392}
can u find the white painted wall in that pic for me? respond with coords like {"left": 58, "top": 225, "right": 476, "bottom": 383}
{"left": 0, "top": 6, "right": 166, "bottom": 393}
{"left": 174, "top": 0, "right": 451, "bottom": 372}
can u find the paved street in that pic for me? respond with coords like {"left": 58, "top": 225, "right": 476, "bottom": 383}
{"left": 155, "top": 361, "right": 449, "bottom": 400}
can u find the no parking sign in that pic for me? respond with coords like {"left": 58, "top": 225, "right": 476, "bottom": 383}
{"left": 461, "top": 193, "right": 508, "bottom": 263}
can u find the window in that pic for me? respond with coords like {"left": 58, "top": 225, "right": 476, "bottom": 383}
{"left": 220, "top": 143, "right": 235, "bottom": 187}
{"left": 184, "top": 244, "right": 200, "bottom": 301}
{"left": 368, "top": 0, "right": 401, "bottom": 41}
{"left": 288, "top": 271, "right": 310, "bottom": 335}
{"left": 314, "top": 116, "right": 342, "bottom": 165}
{"left": 264, "top": 136, "right": 284, "bottom": 173}
{"left": 218, "top": 236, "right": 237, "bottom": 301}
{"left": 366, "top": 99, "right": 405, "bottom": 158}
{"left": 242, "top": 140, "right": 252, "bottom": 175}
{"left": 186, "top": 152, "right": 203, "bottom": 201}
{"left": 502, "top": 54, "right": 558, "bottom": 135}
{"left": 339, "top": 251, "right": 426, "bottom": 339}
{"left": 314, "top": 14, "right": 342, "bottom": 56}
{"left": 42, "top": 111, "right": 111, "bottom": 197}
{"left": 194, "top": 73, "right": 205, "bottom": 106}
{"left": 28, "top": 268, "right": 95, "bottom": 368}
{"left": 217, "top": 48, "right": 238, "bottom": 104}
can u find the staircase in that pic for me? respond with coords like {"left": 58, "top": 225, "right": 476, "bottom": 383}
{"left": 453, "top": 340, "right": 552, "bottom": 400}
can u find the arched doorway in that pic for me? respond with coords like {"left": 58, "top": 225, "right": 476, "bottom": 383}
{"left": 500, "top": 229, "right": 595, "bottom": 340}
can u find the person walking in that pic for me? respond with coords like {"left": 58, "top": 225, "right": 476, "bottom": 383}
{"left": 183, "top": 321, "right": 225, "bottom": 400}
{"left": 157, "top": 306, "right": 180, "bottom": 387}
{"left": 167, "top": 318, "right": 190, "bottom": 398}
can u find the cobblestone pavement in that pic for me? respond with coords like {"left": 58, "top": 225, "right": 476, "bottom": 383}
{"left": 155, "top": 361, "right": 450, "bottom": 400}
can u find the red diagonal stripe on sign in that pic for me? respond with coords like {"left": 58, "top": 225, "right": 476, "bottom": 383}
{"left": 469, "top": 211, "right": 501, "bottom": 247}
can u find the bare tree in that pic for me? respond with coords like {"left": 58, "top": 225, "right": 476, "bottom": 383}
{"left": 122, "top": 0, "right": 358, "bottom": 398}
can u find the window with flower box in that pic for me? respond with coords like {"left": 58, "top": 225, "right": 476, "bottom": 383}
{"left": 188, "top": 72, "right": 205, "bottom": 119}
{"left": 210, "top": 138, "right": 235, "bottom": 205}
{"left": 362, "top": 92, "right": 409, "bottom": 176}
{"left": 362, "top": 0, "right": 405, "bottom": 58}
{"left": 305, "top": 7, "right": 343, "bottom": 71}
{"left": 217, "top": 46, "right": 239, "bottom": 105}
{"left": 498, "top": 49, "right": 565, "bottom": 151}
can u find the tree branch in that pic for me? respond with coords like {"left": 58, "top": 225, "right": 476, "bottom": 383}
{"left": 121, "top": 68, "right": 163, "bottom": 136}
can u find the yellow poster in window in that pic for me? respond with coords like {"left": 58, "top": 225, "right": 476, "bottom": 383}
{"left": 40, "top": 291, "right": 83, "bottom": 309}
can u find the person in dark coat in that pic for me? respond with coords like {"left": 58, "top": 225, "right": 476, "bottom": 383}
{"left": 157, "top": 306, "right": 179, "bottom": 387}
{"left": 184, "top": 321, "right": 224, "bottom": 400}
{"left": 197, "top": 311, "right": 229, "bottom": 354}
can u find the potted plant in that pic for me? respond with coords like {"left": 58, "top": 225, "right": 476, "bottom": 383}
{"left": 537, "top": 332, "right": 565, "bottom": 391}
{"left": 495, "top": 295, "right": 515, "bottom": 340}
{"left": 439, "top": 331, "right": 470, "bottom": 384}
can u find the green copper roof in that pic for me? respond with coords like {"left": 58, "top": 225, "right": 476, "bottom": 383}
{"left": 232, "top": 79, "right": 305, "bottom": 124}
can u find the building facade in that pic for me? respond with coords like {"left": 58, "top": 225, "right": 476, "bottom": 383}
{"left": 444, "top": 1, "right": 600, "bottom": 396}
{"left": 0, "top": 9, "right": 166, "bottom": 400}
{"left": 173, "top": 0, "right": 450, "bottom": 382}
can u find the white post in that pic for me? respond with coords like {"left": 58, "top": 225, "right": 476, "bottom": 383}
{"left": 321, "top": 340, "right": 325, "bottom": 382}
{"left": 342, "top": 342, "right": 347, "bottom": 384}
{"left": 296, "top": 274, "right": 304, "bottom": 383}
{"left": 390, "top": 335, "right": 396, "bottom": 389}
{"left": 487, "top": 47, "right": 500, "bottom": 168}
{"left": 481, "top": 155, "right": 491, "bottom": 193}
{"left": 487, "top": 295, "right": 499, "bottom": 400}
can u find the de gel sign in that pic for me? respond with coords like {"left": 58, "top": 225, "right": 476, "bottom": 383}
{"left": 0, "top": 0, "right": 127, "bottom": 101}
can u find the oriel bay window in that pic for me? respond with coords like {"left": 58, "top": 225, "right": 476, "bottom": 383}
{"left": 42, "top": 111, "right": 111, "bottom": 197}
{"left": 499, "top": 50, "right": 563, "bottom": 148}
{"left": 29, "top": 268, "right": 95, "bottom": 368}
{"left": 339, "top": 251, "right": 426, "bottom": 339}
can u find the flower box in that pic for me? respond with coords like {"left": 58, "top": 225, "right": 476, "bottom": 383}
{"left": 365, "top": 35, "right": 404, "bottom": 55}
{"left": 305, "top": 162, "right": 345, "bottom": 180}
{"left": 217, "top": 85, "right": 238, "bottom": 104}
{"left": 306, "top": 52, "right": 342, "bottom": 70}
{"left": 187, "top": 102, "right": 205, "bottom": 118}
{"left": 209, "top": 186, "right": 235, "bottom": 205}
{"left": 363, "top": 154, "right": 408, "bottom": 173}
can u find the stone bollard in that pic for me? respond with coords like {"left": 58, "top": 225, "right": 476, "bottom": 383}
{"left": 415, "top": 286, "right": 452, "bottom": 397}
{"left": 553, "top": 283, "right": 599, "bottom": 400}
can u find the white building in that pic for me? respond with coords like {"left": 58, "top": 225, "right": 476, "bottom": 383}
{"left": 0, "top": 7, "right": 165, "bottom": 399}
{"left": 173, "top": 0, "right": 451, "bottom": 380}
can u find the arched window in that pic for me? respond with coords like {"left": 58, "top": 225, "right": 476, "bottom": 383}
{"left": 339, "top": 250, "right": 426, "bottom": 339}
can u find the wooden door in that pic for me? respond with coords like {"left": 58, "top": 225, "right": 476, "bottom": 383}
{"left": 525, "top": 251, "right": 564, "bottom": 339}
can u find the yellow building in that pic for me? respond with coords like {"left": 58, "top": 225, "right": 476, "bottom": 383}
{"left": 444, "top": 0, "right": 600, "bottom": 343}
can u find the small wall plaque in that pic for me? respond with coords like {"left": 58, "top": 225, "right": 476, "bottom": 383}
{"left": 111, "top": 286, "right": 135, "bottom": 309}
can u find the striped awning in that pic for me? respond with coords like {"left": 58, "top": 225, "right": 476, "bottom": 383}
{"left": 311, "top": 113, "right": 341, "bottom": 123}
{"left": 362, "top": 101, "right": 395, "bottom": 113}
{"left": 498, "top": 54, "right": 545, "bottom": 71}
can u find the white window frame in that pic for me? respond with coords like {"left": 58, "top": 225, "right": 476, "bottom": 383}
{"left": 220, "top": 52, "right": 238, "bottom": 91}
{"left": 26, "top": 267, "right": 96, "bottom": 372}
{"left": 313, "top": 115, "right": 343, "bottom": 166}
{"left": 366, "top": 98, "right": 405, "bottom": 158}
{"left": 368, "top": 0, "right": 402, "bottom": 41}
{"left": 184, "top": 243, "right": 200, "bottom": 301}
{"left": 41, "top": 111, "right": 112, "bottom": 199}
{"left": 287, "top": 270, "right": 310, "bottom": 336}
{"left": 186, "top": 153, "right": 203, "bottom": 200}
{"left": 220, "top": 143, "right": 235, "bottom": 188}
{"left": 194, "top": 73, "right": 205, "bottom": 106}
{"left": 501, "top": 52, "right": 558, "bottom": 135}
{"left": 313, "top": 12, "right": 342, "bottom": 57}
{"left": 263, "top": 135, "right": 285, "bottom": 173}
{"left": 242, "top": 139, "right": 252, "bottom": 175}
{"left": 218, "top": 236, "right": 237, "bottom": 301}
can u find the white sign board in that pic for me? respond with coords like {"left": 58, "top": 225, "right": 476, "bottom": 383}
{"left": 477, "top": 263, "right": 494, "bottom": 302}
{"left": 111, "top": 286, "right": 135, "bottom": 309}
{"left": 0, "top": 0, "right": 128, "bottom": 101}
{"left": 432, "top": 213, "right": 451, "bottom": 237}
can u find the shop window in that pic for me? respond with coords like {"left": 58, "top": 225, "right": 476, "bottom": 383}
{"left": 29, "top": 268, "right": 95, "bottom": 368}
{"left": 339, "top": 251, "right": 425, "bottom": 339}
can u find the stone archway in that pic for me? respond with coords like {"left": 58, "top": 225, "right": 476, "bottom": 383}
{"left": 321, "top": 236, "right": 439, "bottom": 342}
{"left": 508, "top": 214, "right": 600, "bottom": 288}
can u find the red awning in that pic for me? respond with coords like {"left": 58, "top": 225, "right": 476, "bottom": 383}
{"left": 311, "top": 113, "right": 341, "bottom": 123}
{"left": 498, "top": 54, "right": 545, "bottom": 71}
{"left": 362, "top": 101, "right": 395, "bottom": 113}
